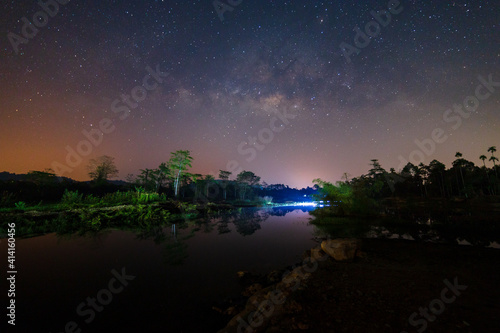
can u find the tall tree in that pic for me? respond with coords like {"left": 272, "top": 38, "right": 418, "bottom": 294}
{"left": 168, "top": 150, "right": 193, "bottom": 198}
{"left": 479, "top": 155, "right": 487, "bottom": 168}
{"left": 204, "top": 175, "right": 215, "bottom": 198}
{"left": 490, "top": 156, "right": 499, "bottom": 177}
{"left": 453, "top": 152, "right": 466, "bottom": 196}
{"left": 236, "top": 171, "right": 260, "bottom": 200}
{"left": 488, "top": 146, "right": 497, "bottom": 157}
{"left": 191, "top": 173, "right": 204, "bottom": 199}
{"left": 138, "top": 168, "right": 156, "bottom": 191}
{"left": 87, "top": 155, "right": 118, "bottom": 183}
{"left": 429, "top": 159, "right": 446, "bottom": 197}
{"left": 218, "top": 170, "right": 232, "bottom": 200}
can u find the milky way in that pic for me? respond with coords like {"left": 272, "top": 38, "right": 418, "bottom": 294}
{"left": 1, "top": 0, "right": 499, "bottom": 187}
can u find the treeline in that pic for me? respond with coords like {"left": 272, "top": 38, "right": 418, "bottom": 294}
{"left": 0, "top": 150, "right": 316, "bottom": 207}
{"left": 313, "top": 147, "right": 500, "bottom": 216}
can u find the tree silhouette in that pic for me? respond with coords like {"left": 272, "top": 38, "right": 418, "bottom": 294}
{"left": 479, "top": 155, "right": 487, "bottom": 168}
{"left": 236, "top": 171, "right": 260, "bottom": 200}
{"left": 87, "top": 155, "right": 118, "bottom": 183}
{"left": 218, "top": 170, "right": 232, "bottom": 200}
{"left": 453, "top": 152, "right": 466, "bottom": 196}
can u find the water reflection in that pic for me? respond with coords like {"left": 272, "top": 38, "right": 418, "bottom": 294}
{"left": 312, "top": 210, "right": 500, "bottom": 249}
{"left": 126, "top": 206, "right": 316, "bottom": 265}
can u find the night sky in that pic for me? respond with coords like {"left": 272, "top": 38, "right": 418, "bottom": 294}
{"left": 1, "top": 0, "right": 499, "bottom": 188}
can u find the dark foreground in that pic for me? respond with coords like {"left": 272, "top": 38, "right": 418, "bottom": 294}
{"left": 221, "top": 238, "right": 500, "bottom": 333}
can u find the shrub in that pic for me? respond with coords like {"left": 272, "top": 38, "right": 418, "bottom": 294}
{"left": 14, "top": 201, "right": 27, "bottom": 210}
{"left": 61, "top": 190, "right": 83, "bottom": 206}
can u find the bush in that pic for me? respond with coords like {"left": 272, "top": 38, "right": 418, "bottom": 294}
{"left": 83, "top": 194, "right": 101, "bottom": 205}
{"left": 14, "top": 201, "right": 27, "bottom": 210}
{"left": 61, "top": 189, "right": 83, "bottom": 206}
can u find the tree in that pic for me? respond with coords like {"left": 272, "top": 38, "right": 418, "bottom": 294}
{"left": 313, "top": 178, "right": 354, "bottom": 216}
{"left": 479, "top": 155, "right": 487, "bottom": 168}
{"left": 27, "top": 168, "right": 57, "bottom": 185}
{"left": 87, "top": 155, "right": 118, "bottom": 182}
{"left": 204, "top": 175, "right": 215, "bottom": 198}
{"left": 368, "top": 159, "right": 385, "bottom": 178}
{"left": 488, "top": 146, "right": 497, "bottom": 157}
{"left": 453, "top": 152, "right": 466, "bottom": 196}
{"left": 490, "top": 156, "right": 499, "bottom": 177}
{"left": 152, "top": 164, "right": 170, "bottom": 192}
{"left": 236, "top": 171, "right": 260, "bottom": 200}
{"left": 218, "top": 170, "right": 232, "bottom": 200}
{"left": 429, "top": 159, "right": 446, "bottom": 197}
{"left": 191, "top": 173, "right": 204, "bottom": 199}
{"left": 137, "top": 168, "right": 156, "bottom": 191}
{"left": 168, "top": 150, "right": 193, "bottom": 198}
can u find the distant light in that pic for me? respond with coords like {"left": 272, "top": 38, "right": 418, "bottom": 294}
{"left": 295, "top": 202, "right": 317, "bottom": 207}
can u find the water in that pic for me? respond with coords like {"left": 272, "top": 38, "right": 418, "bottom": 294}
{"left": 0, "top": 206, "right": 318, "bottom": 333}
{"left": 312, "top": 213, "right": 500, "bottom": 249}
{"left": 2, "top": 205, "right": 499, "bottom": 332}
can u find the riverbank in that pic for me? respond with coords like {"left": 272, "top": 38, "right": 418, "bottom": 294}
{"left": 218, "top": 238, "right": 500, "bottom": 332}
{"left": 0, "top": 201, "right": 238, "bottom": 237}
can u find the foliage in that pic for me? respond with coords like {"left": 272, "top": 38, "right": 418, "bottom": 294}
{"left": 313, "top": 179, "right": 355, "bottom": 216}
{"left": 168, "top": 150, "right": 193, "bottom": 197}
{"left": 14, "top": 201, "right": 27, "bottom": 210}
{"left": 61, "top": 189, "right": 83, "bottom": 206}
{"left": 87, "top": 155, "right": 119, "bottom": 182}
{"left": 27, "top": 169, "right": 57, "bottom": 185}
{"left": 236, "top": 170, "right": 261, "bottom": 200}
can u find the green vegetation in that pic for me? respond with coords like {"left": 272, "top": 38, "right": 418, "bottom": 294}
{"left": 0, "top": 150, "right": 274, "bottom": 237}
{"left": 312, "top": 147, "right": 500, "bottom": 219}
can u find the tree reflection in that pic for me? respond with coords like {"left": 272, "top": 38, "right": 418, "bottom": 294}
{"left": 311, "top": 212, "right": 500, "bottom": 248}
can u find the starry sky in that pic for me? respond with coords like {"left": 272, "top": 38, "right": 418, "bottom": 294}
{"left": 1, "top": 0, "right": 499, "bottom": 188}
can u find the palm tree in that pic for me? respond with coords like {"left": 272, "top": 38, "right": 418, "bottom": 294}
{"left": 490, "top": 155, "right": 499, "bottom": 178}
{"left": 488, "top": 146, "right": 497, "bottom": 157}
{"left": 479, "top": 155, "right": 487, "bottom": 168}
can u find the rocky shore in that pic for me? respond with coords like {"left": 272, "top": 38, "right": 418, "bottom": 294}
{"left": 217, "top": 238, "right": 500, "bottom": 332}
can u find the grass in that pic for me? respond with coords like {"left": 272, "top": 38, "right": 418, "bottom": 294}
{"left": 0, "top": 189, "right": 170, "bottom": 213}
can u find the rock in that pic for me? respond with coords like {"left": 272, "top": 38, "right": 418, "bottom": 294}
{"left": 242, "top": 283, "right": 263, "bottom": 297}
{"left": 321, "top": 238, "right": 362, "bottom": 262}
{"left": 297, "top": 322, "right": 309, "bottom": 330}
{"left": 310, "top": 246, "right": 326, "bottom": 262}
